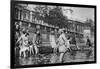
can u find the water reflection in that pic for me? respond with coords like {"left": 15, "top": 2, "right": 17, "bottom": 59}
{"left": 15, "top": 50, "right": 94, "bottom": 66}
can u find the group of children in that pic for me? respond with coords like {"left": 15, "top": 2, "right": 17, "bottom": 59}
{"left": 15, "top": 22, "right": 92, "bottom": 63}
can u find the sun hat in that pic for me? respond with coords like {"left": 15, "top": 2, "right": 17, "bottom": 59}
{"left": 58, "top": 29, "right": 64, "bottom": 33}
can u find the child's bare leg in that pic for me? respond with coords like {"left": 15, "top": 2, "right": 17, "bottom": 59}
{"left": 59, "top": 53, "right": 64, "bottom": 63}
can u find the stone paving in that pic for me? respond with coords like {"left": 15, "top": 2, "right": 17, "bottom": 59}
{"left": 15, "top": 49, "right": 94, "bottom": 66}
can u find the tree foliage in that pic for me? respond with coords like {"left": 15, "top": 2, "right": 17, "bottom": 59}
{"left": 34, "top": 5, "right": 67, "bottom": 28}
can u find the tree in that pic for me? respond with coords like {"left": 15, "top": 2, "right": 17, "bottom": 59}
{"left": 33, "top": 5, "right": 69, "bottom": 28}
{"left": 33, "top": 5, "right": 50, "bottom": 20}
{"left": 44, "top": 6, "right": 67, "bottom": 28}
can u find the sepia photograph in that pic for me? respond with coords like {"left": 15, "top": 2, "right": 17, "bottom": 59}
{"left": 10, "top": 0, "right": 96, "bottom": 68}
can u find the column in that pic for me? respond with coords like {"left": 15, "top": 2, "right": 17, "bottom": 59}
{"left": 15, "top": 8, "right": 18, "bottom": 19}
{"left": 21, "top": 10, "right": 24, "bottom": 21}
{"left": 30, "top": 11, "right": 33, "bottom": 22}
{"left": 18, "top": 9, "right": 20, "bottom": 20}
{"left": 44, "top": 26, "right": 47, "bottom": 31}
{"left": 28, "top": 23, "right": 31, "bottom": 28}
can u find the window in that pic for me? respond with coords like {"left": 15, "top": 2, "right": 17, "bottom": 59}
{"left": 23, "top": 10, "right": 30, "bottom": 21}
{"left": 15, "top": 8, "right": 18, "bottom": 19}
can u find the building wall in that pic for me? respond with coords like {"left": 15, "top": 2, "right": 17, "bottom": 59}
{"left": 14, "top": 4, "right": 92, "bottom": 44}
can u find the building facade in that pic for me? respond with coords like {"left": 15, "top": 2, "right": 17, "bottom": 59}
{"left": 14, "top": 4, "right": 92, "bottom": 44}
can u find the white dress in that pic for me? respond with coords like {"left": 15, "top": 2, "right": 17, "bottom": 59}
{"left": 32, "top": 33, "right": 37, "bottom": 45}
{"left": 66, "top": 40, "right": 70, "bottom": 48}
{"left": 17, "top": 34, "right": 28, "bottom": 47}
{"left": 22, "top": 35, "right": 28, "bottom": 46}
{"left": 57, "top": 33, "right": 67, "bottom": 53}
{"left": 49, "top": 34, "right": 57, "bottom": 48}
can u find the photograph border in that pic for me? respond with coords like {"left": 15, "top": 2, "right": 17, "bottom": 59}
{"left": 10, "top": 1, "right": 97, "bottom": 68}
